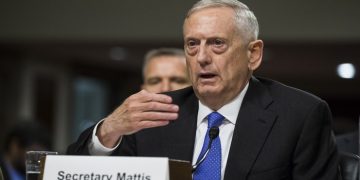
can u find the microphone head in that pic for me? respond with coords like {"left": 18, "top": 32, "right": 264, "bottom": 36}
{"left": 209, "top": 127, "right": 219, "bottom": 139}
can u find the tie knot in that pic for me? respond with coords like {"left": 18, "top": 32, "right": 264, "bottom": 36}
{"left": 207, "top": 112, "right": 224, "bottom": 128}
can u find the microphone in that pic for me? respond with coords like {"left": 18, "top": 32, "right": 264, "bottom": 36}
{"left": 192, "top": 126, "right": 219, "bottom": 172}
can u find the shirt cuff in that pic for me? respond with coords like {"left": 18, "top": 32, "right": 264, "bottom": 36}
{"left": 88, "top": 119, "right": 121, "bottom": 155}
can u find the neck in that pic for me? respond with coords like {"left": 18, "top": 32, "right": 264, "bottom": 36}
{"left": 198, "top": 84, "right": 246, "bottom": 111}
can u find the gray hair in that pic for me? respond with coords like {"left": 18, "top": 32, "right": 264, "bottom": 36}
{"left": 185, "top": 0, "right": 259, "bottom": 43}
{"left": 142, "top": 48, "right": 185, "bottom": 79}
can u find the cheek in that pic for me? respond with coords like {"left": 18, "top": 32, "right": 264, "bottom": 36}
{"left": 144, "top": 85, "right": 160, "bottom": 93}
{"left": 219, "top": 57, "right": 245, "bottom": 80}
{"left": 186, "top": 62, "right": 196, "bottom": 77}
{"left": 172, "top": 83, "right": 187, "bottom": 89}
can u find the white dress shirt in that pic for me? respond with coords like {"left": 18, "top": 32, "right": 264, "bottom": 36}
{"left": 88, "top": 119, "right": 119, "bottom": 155}
{"left": 89, "top": 83, "right": 249, "bottom": 180}
{"left": 192, "top": 83, "right": 248, "bottom": 180}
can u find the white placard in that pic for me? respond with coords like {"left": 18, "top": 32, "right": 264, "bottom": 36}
{"left": 42, "top": 155, "right": 169, "bottom": 180}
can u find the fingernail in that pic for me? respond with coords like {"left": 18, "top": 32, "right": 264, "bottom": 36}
{"left": 173, "top": 105, "right": 179, "bottom": 111}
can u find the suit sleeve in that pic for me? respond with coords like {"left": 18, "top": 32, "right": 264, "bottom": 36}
{"left": 66, "top": 124, "right": 138, "bottom": 156}
{"left": 292, "top": 100, "right": 340, "bottom": 180}
{"left": 66, "top": 125, "right": 94, "bottom": 155}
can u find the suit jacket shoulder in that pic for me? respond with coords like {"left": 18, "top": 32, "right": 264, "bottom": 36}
{"left": 224, "top": 77, "right": 339, "bottom": 180}
{"left": 255, "top": 77, "right": 325, "bottom": 106}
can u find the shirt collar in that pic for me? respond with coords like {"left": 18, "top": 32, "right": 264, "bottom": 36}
{"left": 197, "top": 82, "right": 249, "bottom": 126}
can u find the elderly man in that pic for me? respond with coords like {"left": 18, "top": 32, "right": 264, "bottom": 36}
{"left": 68, "top": 0, "right": 339, "bottom": 179}
{"left": 141, "top": 48, "right": 189, "bottom": 93}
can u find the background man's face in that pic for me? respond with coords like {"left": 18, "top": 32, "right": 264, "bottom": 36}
{"left": 183, "top": 7, "right": 252, "bottom": 106}
{"left": 142, "top": 55, "right": 190, "bottom": 93}
{"left": 7, "top": 140, "right": 48, "bottom": 174}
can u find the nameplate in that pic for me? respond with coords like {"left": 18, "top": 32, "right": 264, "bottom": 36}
{"left": 42, "top": 155, "right": 170, "bottom": 180}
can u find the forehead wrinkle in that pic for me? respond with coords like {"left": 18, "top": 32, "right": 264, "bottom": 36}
{"left": 184, "top": 7, "right": 237, "bottom": 39}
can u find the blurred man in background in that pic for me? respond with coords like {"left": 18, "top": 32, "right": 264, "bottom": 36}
{"left": 141, "top": 48, "right": 190, "bottom": 93}
{"left": 0, "top": 121, "right": 51, "bottom": 180}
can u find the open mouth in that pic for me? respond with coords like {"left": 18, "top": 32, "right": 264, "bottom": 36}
{"left": 199, "top": 73, "right": 217, "bottom": 79}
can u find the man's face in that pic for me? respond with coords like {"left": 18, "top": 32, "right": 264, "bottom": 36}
{"left": 183, "top": 7, "right": 261, "bottom": 109}
{"left": 142, "top": 55, "right": 190, "bottom": 93}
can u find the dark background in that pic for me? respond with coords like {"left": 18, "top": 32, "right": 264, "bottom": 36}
{"left": 0, "top": 0, "right": 359, "bottom": 153}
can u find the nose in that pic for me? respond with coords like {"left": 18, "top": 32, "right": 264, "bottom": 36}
{"left": 196, "top": 45, "right": 211, "bottom": 66}
{"left": 160, "top": 80, "right": 171, "bottom": 92}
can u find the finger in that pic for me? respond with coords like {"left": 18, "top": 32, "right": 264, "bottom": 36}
{"left": 147, "top": 93, "right": 173, "bottom": 104}
{"left": 134, "top": 90, "right": 173, "bottom": 104}
{"left": 124, "top": 100, "right": 178, "bottom": 114}
{"left": 138, "top": 120, "right": 171, "bottom": 130}
{"left": 140, "top": 101, "right": 179, "bottom": 113}
{"left": 140, "top": 111, "right": 178, "bottom": 121}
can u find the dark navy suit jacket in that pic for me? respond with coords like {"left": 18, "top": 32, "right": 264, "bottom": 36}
{"left": 67, "top": 77, "right": 339, "bottom": 180}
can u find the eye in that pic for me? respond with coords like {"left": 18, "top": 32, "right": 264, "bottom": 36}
{"left": 213, "top": 39, "right": 224, "bottom": 47}
{"left": 146, "top": 77, "right": 161, "bottom": 85}
{"left": 185, "top": 39, "right": 199, "bottom": 55}
{"left": 210, "top": 38, "right": 227, "bottom": 53}
{"left": 186, "top": 39, "right": 197, "bottom": 48}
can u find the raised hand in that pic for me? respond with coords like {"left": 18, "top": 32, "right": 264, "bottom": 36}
{"left": 96, "top": 90, "right": 179, "bottom": 148}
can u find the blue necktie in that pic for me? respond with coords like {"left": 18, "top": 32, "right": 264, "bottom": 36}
{"left": 193, "top": 112, "right": 224, "bottom": 180}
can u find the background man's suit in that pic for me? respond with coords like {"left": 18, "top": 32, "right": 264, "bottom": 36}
{"left": 0, "top": 158, "right": 10, "bottom": 180}
{"left": 67, "top": 77, "right": 339, "bottom": 180}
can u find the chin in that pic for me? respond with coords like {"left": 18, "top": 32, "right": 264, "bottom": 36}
{"left": 196, "top": 85, "right": 221, "bottom": 97}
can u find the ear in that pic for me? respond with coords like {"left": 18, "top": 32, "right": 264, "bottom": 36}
{"left": 247, "top": 40, "right": 264, "bottom": 71}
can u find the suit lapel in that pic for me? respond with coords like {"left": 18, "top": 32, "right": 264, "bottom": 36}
{"left": 224, "top": 77, "right": 278, "bottom": 180}
{"left": 162, "top": 88, "right": 198, "bottom": 162}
